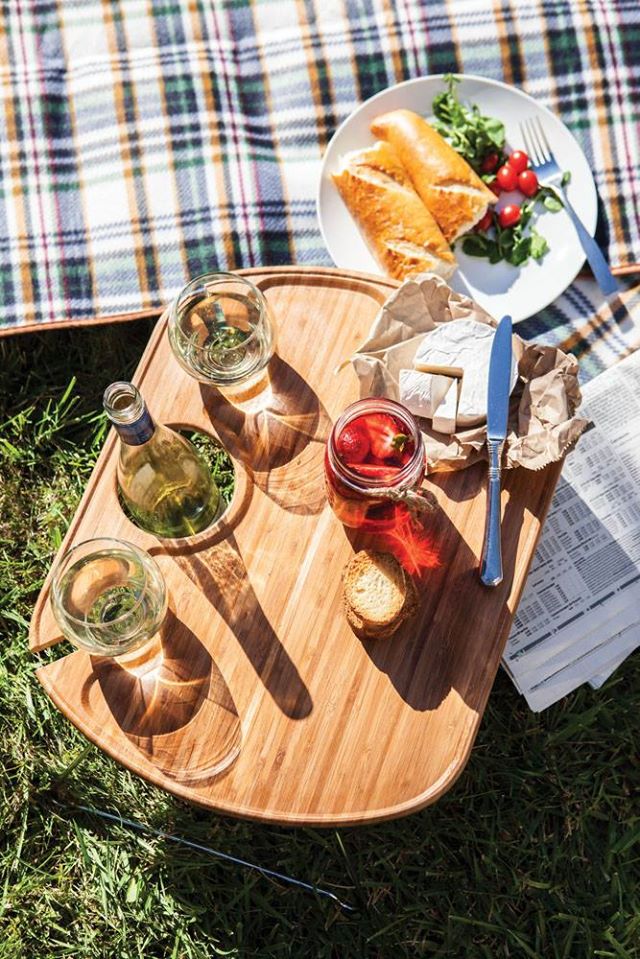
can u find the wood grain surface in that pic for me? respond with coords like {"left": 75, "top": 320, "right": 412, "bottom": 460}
{"left": 29, "top": 266, "right": 562, "bottom": 826}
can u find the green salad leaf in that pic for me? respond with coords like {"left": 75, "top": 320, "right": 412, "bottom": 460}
{"left": 543, "top": 195, "right": 563, "bottom": 212}
{"left": 459, "top": 234, "right": 487, "bottom": 258}
{"left": 529, "top": 231, "right": 550, "bottom": 260}
{"left": 460, "top": 212, "right": 549, "bottom": 268}
{"left": 433, "top": 75, "right": 566, "bottom": 268}
{"left": 432, "top": 74, "right": 506, "bottom": 173}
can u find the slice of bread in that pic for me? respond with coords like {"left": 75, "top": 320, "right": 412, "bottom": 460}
{"left": 370, "top": 110, "right": 497, "bottom": 242}
{"left": 343, "top": 550, "right": 418, "bottom": 640}
{"left": 331, "top": 142, "right": 456, "bottom": 281}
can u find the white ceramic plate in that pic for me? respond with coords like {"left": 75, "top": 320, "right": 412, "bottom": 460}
{"left": 317, "top": 75, "right": 598, "bottom": 323}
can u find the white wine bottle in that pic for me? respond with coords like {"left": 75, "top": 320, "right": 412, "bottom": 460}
{"left": 103, "top": 382, "right": 221, "bottom": 538}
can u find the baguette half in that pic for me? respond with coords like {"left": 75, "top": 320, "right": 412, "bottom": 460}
{"left": 332, "top": 141, "right": 456, "bottom": 282}
{"left": 370, "top": 109, "right": 497, "bottom": 242}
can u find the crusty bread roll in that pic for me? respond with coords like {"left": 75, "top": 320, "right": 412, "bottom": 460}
{"left": 370, "top": 110, "right": 497, "bottom": 242}
{"left": 343, "top": 549, "right": 418, "bottom": 640}
{"left": 332, "top": 141, "right": 456, "bottom": 282}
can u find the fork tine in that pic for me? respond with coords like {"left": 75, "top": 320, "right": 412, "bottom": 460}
{"left": 528, "top": 117, "right": 547, "bottom": 164}
{"left": 529, "top": 118, "right": 543, "bottom": 164}
{"left": 534, "top": 116, "right": 552, "bottom": 161}
{"left": 521, "top": 118, "right": 540, "bottom": 165}
{"left": 519, "top": 120, "right": 536, "bottom": 164}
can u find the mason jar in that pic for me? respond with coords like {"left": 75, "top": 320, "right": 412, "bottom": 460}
{"left": 324, "top": 397, "right": 426, "bottom": 531}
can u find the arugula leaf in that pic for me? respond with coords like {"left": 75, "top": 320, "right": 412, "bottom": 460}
{"left": 432, "top": 74, "right": 505, "bottom": 172}
{"left": 519, "top": 199, "right": 537, "bottom": 228}
{"left": 482, "top": 116, "right": 506, "bottom": 148}
{"left": 536, "top": 185, "right": 564, "bottom": 211}
{"left": 461, "top": 234, "right": 491, "bottom": 257}
{"left": 543, "top": 195, "right": 563, "bottom": 212}
{"left": 462, "top": 203, "right": 551, "bottom": 268}
{"left": 509, "top": 237, "right": 531, "bottom": 267}
{"left": 497, "top": 225, "right": 514, "bottom": 259}
{"left": 529, "top": 231, "right": 549, "bottom": 260}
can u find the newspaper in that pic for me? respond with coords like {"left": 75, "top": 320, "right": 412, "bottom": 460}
{"left": 503, "top": 348, "right": 640, "bottom": 711}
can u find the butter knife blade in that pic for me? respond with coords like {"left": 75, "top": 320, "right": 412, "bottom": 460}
{"left": 480, "top": 314, "right": 513, "bottom": 587}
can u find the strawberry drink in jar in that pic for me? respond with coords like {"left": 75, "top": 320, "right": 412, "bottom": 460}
{"left": 325, "top": 398, "right": 426, "bottom": 531}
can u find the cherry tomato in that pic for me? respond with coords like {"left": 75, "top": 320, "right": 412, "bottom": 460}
{"left": 496, "top": 163, "right": 518, "bottom": 191}
{"left": 475, "top": 210, "right": 493, "bottom": 232}
{"left": 488, "top": 179, "right": 502, "bottom": 197}
{"left": 481, "top": 151, "right": 500, "bottom": 173}
{"left": 498, "top": 204, "right": 521, "bottom": 228}
{"left": 518, "top": 169, "right": 539, "bottom": 197}
{"left": 507, "top": 150, "right": 529, "bottom": 174}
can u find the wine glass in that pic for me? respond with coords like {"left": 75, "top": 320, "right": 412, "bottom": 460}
{"left": 50, "top": 538, "right": 167, "bottom": 657}
{"left": 168, "top": 272, "right": 275, "bottom": 387}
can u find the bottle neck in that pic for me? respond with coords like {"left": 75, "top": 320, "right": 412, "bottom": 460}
{"left": 112, "top": 408, "right": 155, "bottom": 446}
{"left": 103, "top": 382, "right": 156, "bottom": 447}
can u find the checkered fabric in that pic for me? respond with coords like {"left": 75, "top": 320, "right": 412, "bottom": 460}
{"left": 0, "top": 0, "right": 638, "bottom": 368}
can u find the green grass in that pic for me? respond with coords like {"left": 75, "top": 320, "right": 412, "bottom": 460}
{"left": 1, "top": 321, "right": 639, "bottom": 958}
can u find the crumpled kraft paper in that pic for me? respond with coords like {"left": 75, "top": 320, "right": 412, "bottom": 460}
{"left": 351, "top": 273, "right": 589, "bottom": 472}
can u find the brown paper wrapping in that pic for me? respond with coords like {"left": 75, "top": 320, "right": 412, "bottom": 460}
{"left": 351, "top": 274, "right": 589, "bottom": 472}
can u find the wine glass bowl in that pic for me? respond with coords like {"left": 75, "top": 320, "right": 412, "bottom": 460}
{"left": 51, "top": 538, "right": 168, "bottom": 657}
{"left": 168, "top": 272, "right": 275, "bottom": 387}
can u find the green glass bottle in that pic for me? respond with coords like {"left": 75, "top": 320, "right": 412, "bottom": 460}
{"left": 103, "top": 382, "right": 220, "bottom": 538}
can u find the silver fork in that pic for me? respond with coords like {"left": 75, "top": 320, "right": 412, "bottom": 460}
{"left": 520, "top": 117, "right": 618, "bottom": 297}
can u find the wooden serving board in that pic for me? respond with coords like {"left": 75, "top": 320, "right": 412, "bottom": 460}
{"left": 30, "top": 266, "right": 562, "bottom": 826}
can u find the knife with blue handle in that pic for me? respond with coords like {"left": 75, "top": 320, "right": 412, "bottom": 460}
{"left": 480, "top": 314, "right": 513, "bottom": 587}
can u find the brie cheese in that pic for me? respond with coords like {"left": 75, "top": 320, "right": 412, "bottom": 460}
{"left": 398, "top": 368, "right": 437, "bottom": 419}
{"left": 414, "top": 319, "right": 517, "bottom": 427}
{"left": 431, "top": 376, "right": 458, "bottom": 434}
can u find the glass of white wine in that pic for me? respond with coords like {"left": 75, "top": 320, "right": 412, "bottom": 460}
{"left": 167, "top": 272, "right": 275, "bottom": 387}
{"left": 51, "top": 538, "right": 167, "bottom": 657}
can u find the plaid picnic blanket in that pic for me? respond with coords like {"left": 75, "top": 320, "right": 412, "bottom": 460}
{"left": 0, "top": 0, "right": 638, "bottom": 368}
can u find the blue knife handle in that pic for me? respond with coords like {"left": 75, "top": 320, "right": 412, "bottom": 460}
{"left": 480, "top": 439, "right": 504, "bottom": 587}
{"left": 555, "top": 187, "right": 618, "bottom": 297}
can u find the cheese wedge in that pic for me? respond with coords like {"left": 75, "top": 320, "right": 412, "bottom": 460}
{"left": 414, "top": 319, "right": 517, "bottom": 428}
{"left": 399, "top": 369, "right": 433, "bottom": 419}
{"left": 431, "top": 376, "right": 458, "bottom": 434}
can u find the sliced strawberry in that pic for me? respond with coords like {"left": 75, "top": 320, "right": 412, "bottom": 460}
{"left": 349, "top": 462, "right": 401, "bottom": 482}
{"left": 364, "top": 413, "right": 410, "bottom": 460}
{"left": 336, "top": 425, "right": 370, "bottom": 463}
